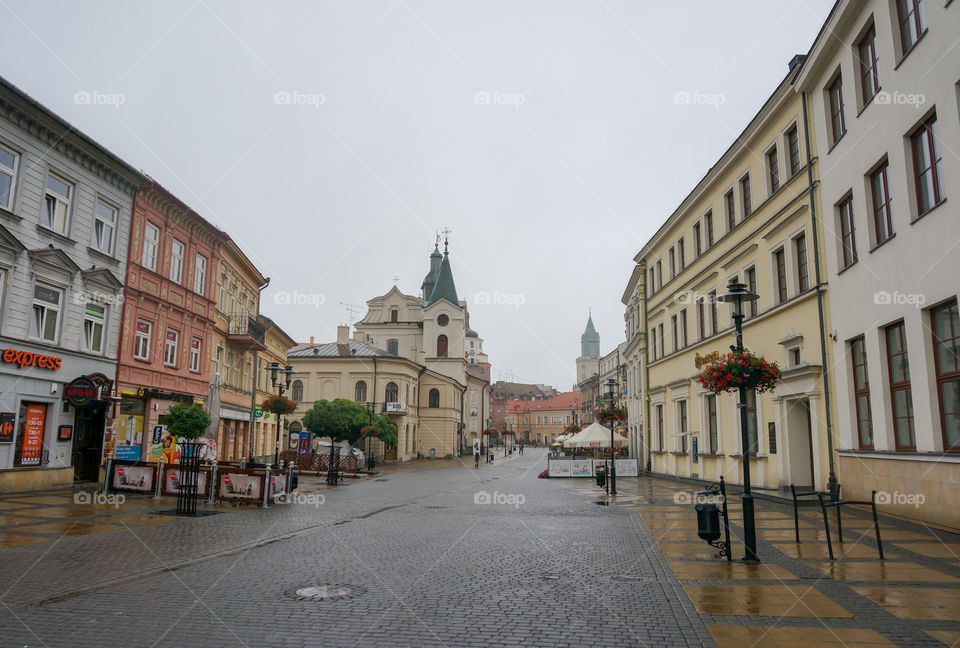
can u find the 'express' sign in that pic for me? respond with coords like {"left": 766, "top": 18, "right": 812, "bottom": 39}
{"left": 1, "top": 349, "right": 63, "bottom": 370}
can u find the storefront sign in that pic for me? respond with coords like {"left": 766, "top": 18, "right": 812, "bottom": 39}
{"left": 2, "top": 349, "right": 62, "bottom": 370}
{"left": 63, "top": 376, "right": 99, "bottom": 407}
{"left": 58, "top": 425, "right": 73, "bottom": 441}
{"left": 0, "top": 412, "right": 14, "bottom": 443}
{"left": 20, "top": 403, "right": 46, "bottom": 465}
{"left": 136, "top": 387, "right": 194, "bottom": 403}
{"left": 695, "top": 351, "right": 720, "bottom": 369}
{"left": 115, "top": 445, "right": 141, "bottom": 461}
{"left": 254, "top": 407, "right": 264, "bottom": 419}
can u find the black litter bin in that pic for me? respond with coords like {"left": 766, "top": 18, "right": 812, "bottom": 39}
{"left": 695, "top": 502, "right": 721, "bottom": 543}
{"left": 595, "top": 467, "right": 606, "bottom": 488}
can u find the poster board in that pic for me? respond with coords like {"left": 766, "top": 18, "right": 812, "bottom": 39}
{"left": 111, "top": 464, "right": 155, "bottom": 492}
{"left": 218, "top": 471, "right": 263, "bottom": 502}
{"left": 571, "top": 459, "right": 594, "bottom": 477}
{"left": 548, "top": 459, "right": 572, "bottom": 477}
{"left": 20, "top": 403, "right": 46, "bottom": 465}
{"left": 614, "top": 459, "right": 639, "bottom": 477}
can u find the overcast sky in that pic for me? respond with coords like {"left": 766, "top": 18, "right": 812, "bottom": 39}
{"left": 1, "top": 0, "right": 834, "bottom": 390}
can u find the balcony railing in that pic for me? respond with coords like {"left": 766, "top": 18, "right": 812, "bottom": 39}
{"left": 227, "top": 316, "right": 266, "bottom": 350}
{"left": 383, "top": 402, "right": 407, "bottom": 414}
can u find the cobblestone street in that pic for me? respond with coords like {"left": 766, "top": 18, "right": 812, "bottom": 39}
{"left": 1, "top": 449, "right": 958, "bottom": 647}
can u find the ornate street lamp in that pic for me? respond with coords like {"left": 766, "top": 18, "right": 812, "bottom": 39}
{"left": 718, "top": 279, "right": 760, "bottom": 562}
{"left": 266, "top": 362, "right": 295, "bottom": 468}
{"left": 603, "top": 378, "right": 618, "bottom": 495}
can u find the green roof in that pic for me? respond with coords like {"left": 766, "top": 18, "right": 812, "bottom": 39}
{"left": 426, "top": 253, "right": 458, "bottom": 306}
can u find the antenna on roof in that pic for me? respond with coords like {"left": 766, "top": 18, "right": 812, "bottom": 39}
{"left": 339, "top": 301, "right": 362, "bottom": 325}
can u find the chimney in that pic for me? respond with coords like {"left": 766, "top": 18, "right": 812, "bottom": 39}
{"left": 337, "top": 325, "right": 350, "bottom": 346}
{"left": 309, "top": 336, "right": 315, "bottom": 345}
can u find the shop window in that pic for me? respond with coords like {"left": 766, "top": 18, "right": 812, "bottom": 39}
{"left": 14, "top": 402, "right": 48, "bottom": 466}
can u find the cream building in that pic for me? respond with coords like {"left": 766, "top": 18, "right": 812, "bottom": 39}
{"left": 621, "top": 264, "right": 646, "bottom": 464}
{"left": 252, "top": 314, "right": 295, "bottom": 462}
{"left": 632, "top": 59, "right": 837, "bottom": 494}
{"left": 796, "top": 0, "right": 959, "bottom": 528}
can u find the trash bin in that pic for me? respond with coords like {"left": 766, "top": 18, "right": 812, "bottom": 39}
{"left": 488, "top": 452, "right": 494, "bottom": 462}
{"left": 695, "top": 502, "right": 721, "bottom": 543}
{"left": 595, "top": 467, "right": 606, "bottom": 488}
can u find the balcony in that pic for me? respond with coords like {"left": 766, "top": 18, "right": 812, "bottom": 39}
{"left": 227, "top": 316, "right": 267, "bottom": 352}
{"left": 383, "top": 402, "right": 407, "bottom": 415}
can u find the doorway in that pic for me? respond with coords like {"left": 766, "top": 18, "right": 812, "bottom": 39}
{"left": 785, "top": 399, "right": 814, "bottom": 488}
{"left": 72, "top": 403, "right": 106, "bottom": 482}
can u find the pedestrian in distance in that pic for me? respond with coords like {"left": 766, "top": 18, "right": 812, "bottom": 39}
{"left": 474, "top": 450, "right": 480, "bottom": 468}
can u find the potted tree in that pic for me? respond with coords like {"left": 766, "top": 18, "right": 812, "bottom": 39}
{"left": 163, "top": 402, "right": 211, "bottom": 515}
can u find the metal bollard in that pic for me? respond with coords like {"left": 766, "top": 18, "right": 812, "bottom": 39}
{"left": 262, "top": 466, "right": 270, "bottom": 508}
{"left": 152, "top": 457, "right": 165, "bottom": 500}
{"left": 102, "top": 457, "right": 113, "bottom": 495}
{"left": 286, "top": 462, "right": 295, "bottom": 494}
{"left": 208, "top": 461, "right": 218, "bottom": 503}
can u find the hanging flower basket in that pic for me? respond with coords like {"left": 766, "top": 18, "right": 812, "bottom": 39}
{"left": 261, "top": 394, "right": 296, "bottom": 415}
{"left": 360, "top": 425, "right": 380, "bottom": 437}
{"left": 596, "top": 405, "right": 627, "bottom": 423}
{"left": 697, "top": 349, "right": 782, "bottom": 395}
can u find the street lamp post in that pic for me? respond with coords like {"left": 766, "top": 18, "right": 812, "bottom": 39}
{"left": 365, "top": 402, "right": 376, "bottom": 470}
{"left": 718, "top": 279, "right": 761, "bottom": 563}
{"left": 603, "top": 378, "right": 618, "bottom": 496}
{"left": 266, "top": 362, "right": 294, "bottom": 468}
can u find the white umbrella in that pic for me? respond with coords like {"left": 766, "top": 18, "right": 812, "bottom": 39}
{"left": 564, "top": 422, "right": 628, "bottom": 448}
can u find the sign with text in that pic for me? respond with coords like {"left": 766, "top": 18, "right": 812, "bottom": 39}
{"left": 21, "top": 404, "right": 46, "bottom": 464}
{"left": 63, "top": 376, "right": 99, "bottom": 407}
{"left": 0, "top": 412, "right": 14, "bottom": 443}
{"left": 115, "top": 445, "right": 141, "bottom": 461}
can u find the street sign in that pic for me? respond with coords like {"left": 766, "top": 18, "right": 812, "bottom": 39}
{"left": 254, "top": 408, "right": 264, "bottom": 418}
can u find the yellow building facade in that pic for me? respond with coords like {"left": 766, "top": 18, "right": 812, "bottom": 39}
{"left": 634, "top": 64, "right": 837, "bottom": 494}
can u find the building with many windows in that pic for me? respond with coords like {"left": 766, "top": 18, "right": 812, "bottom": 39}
{"left": 796, "top": 0, "right": 959, "bottom": 527}
{"left": 630, "top": 58, "right": 837, "bottom": 494}
{"left": 504, "top": 391, "right": 579, "bottom": 446}
{"left": 621, "top": 264, "right": 646, "bottom": 464}
{"left": 114, "top": 181, "right": 222, "bottom": 465}
{"left": 0, "top": 76, "right": 143, "bottom": 490}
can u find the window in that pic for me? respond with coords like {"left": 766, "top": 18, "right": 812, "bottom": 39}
{"left": 679, "top": 309, "right": 688, "bottom": 348}
{"left": 886, "top": 322, "right": 915, "bottom": 449}
{"left": 911, "top": 115, "right": 944, "bottom": 216}
{"left": 745, "top": 266, "right": 758, "bottom": 318}
{"left": 291, "top": 380, "right": 303, "bottom": 401}
{"left": 169, "top": 239, "right": 184, "bottom": 283}
{"left": 189, "top": 338, "right": 201, "bottom": 372}
{"left": 828, "top": 74, "right": 846, "bottom": 143}
{"left": 657, "top": 323, "right": 664, "bottom": 358}
{"left": 30, "top": 285, "right": 62, "bottom": 342}
{"left": 83, "top": 199, "right": 117, "bottom": 256}
{"left": 858, "top": 24, "right": 880, "bottom": 104}
{"left": 870, "top": 161, "right": 894, "bottom": 245}
{"left": 693, "top": 222, "right": 702, "bottom": 257}
{"left": 385, "top": 382, "right": 398, "bottom": 403}
{"left": 774, "top": 248, "right": 787, "bottom": 304}
{"left": 705, "top": 211, "right": 714, "bottom": 248}
{"left": 656, "top": 260, "right": 662, "bottom": 290}
{"left": 740, "top": 174, "right": 752, "bottom": 218}
{"left": 218, "top": 275, "right": 228, "bottom": 311}
{"left": 724, "top": 191, "right": 736, "bottom": 231}
{"left": 670, "top": 314, "right": 678, "bottom": 352}
{"left": 708, "top": 291, "right": 718, "bottom": 335}
{"left": 82, "top": 303, "right": 106, "bottom": 354}
{"left": 391, "top": 309, "right": 399, "bottom": 322}
{"left": 767, "top": 147, "right": 780, "bottom": 193}
{"left": 744, "top": 391, "right": 758, "bottom": 454}
{"left": 354, "top": 381, "right": 367, "bottom": 402}
{"left": 43, "top": 172, "right": 72, "bottom": 234}
{"left": 787, "top": 126, "right": 801, "bottom": 176}
{"left": 437, "top": 334, "right": 448, "bottom": 357}
{"left": 656, "top": 403, "right": 664, "bottom": 450}
{"left": 650, "top": 327, "right": 657, "bottom": 361}
{"left": 0, "top": 143, "right": 17, "bottom": 210}
{"left": 428, "top": 388, "right": 440, "bottom": 408}
{"left": 134, "top": 319, "right": 152, "bottom": 360}
{"left": 896, "top": 0, "right": 926, "bottom": 55}
{"left": 648, "top": 268, "right": 656, "bottom": 296}
{"left": 932, "top": 300, "right": 960, "bottom": 451}
{"left": 678, "top": 239, "right": 685, "bottom": 271}
{"left": 387, "top": 339, "right": 399, "bottom": 355}
{"left": 142, "top": 223, "right": 159, "bottom": 271}
{"left": 697, "top": 298, "right": 705, "bottom": 339}
{"left": 164, "top": 329, "right": 179, "bottom": 367}
{"left": 194, "top": 254, "right": 207, "bottom": 295}
{"left": 668, "top": 247, "right": 676, "bottom": 279}
{"left": 850, "top": 336, "right": 873, "bottom": 449}
{"left": 678, "top": 400, "right": 688, "bottom": 453}
{"left": 706, "top": 394, "right": 718, "bottom": 453}
{"left": 839, "top": 197, "right": 858, "bottom": 267}
{"left": 794, "top": 233, "right": 809, "bottom": 292}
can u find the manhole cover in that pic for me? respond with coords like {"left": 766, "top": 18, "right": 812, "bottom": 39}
{"left": 294, "top": 585, "right": 365, "bottom": 600}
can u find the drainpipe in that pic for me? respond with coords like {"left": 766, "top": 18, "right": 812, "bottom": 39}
{"left": 372, "top": 357, "right": 378, "bottom": 460}
{"left": 416, "top": 364, "right": 426, "bottom": 459}
{"left": 458, "top": 384, "right": 467, "bottom": 457}
{"left": 801, "top": 91, "right": 838, "bottom": 499}
{"left": 249, "top": 277, "right": 270, "bottom": 462}
{"left": 641, "top": 262, "right": 650, "bottom": 472}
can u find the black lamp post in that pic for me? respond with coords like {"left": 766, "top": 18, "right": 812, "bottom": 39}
{"left": 266, "top": 362, "right": 294, "bottom": 468}
{"left": 718, "top": 279, "right": 760, "bottom": 563}
{"left": 365, "top": 402, "right": 376, "bottom": 470}
{"left": 603, "top": 378, "right": 618, "bottom": 495}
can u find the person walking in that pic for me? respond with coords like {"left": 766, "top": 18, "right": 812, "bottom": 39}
{"left": 474, "top": 449, "right": 480, "bottom": 469}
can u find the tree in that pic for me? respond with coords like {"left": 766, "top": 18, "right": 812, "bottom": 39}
{"left": 165, "top": 402, "right": 211, "bottom": 440}
{"left": 301, "top": 399, "right": 369, "bottom": 445}
{"left": 366, "top": 414, "right": 397, "bottom": 447}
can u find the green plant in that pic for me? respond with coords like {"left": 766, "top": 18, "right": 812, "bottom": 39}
{"left": 262, "top": 394, "right": 296, "bottom": 415}
{"left": 164, "top": 402, "right": 211, "bottom": 440}
{"left": 596, "top": 405, "right": 627, "bottom": 423}
{"left": 697, "top": 349, "right": 782, "bottom": 394}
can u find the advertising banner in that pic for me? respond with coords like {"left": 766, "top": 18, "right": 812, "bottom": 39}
{"left": 219, "top": 473, "right": 262, "bottom": 500}
{"left": 20, "top": 403, "right": 46, "bottom": 465}
{"left": 548, "top": 460, "right": 572, "bottom": 477}
{"left": 571, "top": 459, "right": 593, "bottom": 477}
{"left": 0, "top": 412, "right": 14, "bottom": 443}
{"left": 115, "top": 445, "right": 141, "bottom": 461}
{"left": 164, "top": 468, "right": 209, "bottom": 497}
{"left": 614, "top": 459, "right": 639, "bottom": 477}
{"left": 112, "top": 465, "right": 154, "bottom": 492}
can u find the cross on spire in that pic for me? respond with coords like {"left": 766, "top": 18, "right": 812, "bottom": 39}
{"left": 393, "top": 275, "right": 400, "bottom": 286}
{"left": 441, "top": 227, "right": 452, "bottom": 254}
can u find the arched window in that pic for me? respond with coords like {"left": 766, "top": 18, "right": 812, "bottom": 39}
{"left": 385, "top": 382, "right": 398, "bottom": 403}
{"left": 437, "top": 334, "right": 448, "bottom": 357}
{"left": 354, "top": 380, "right": 367, "bottom": 402}
{"left": 291, "top": 380, "right": 303, "bottom": 401}
{"left": 428, "top": 388, "right": 440, "bottom": 408}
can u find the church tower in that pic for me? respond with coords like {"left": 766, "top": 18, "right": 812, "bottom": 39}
{"left": 581, "top": 312, "right": 600, "bottom": 358}
{"left": 421, "top": 243, "right": 443, "bottom": 301}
